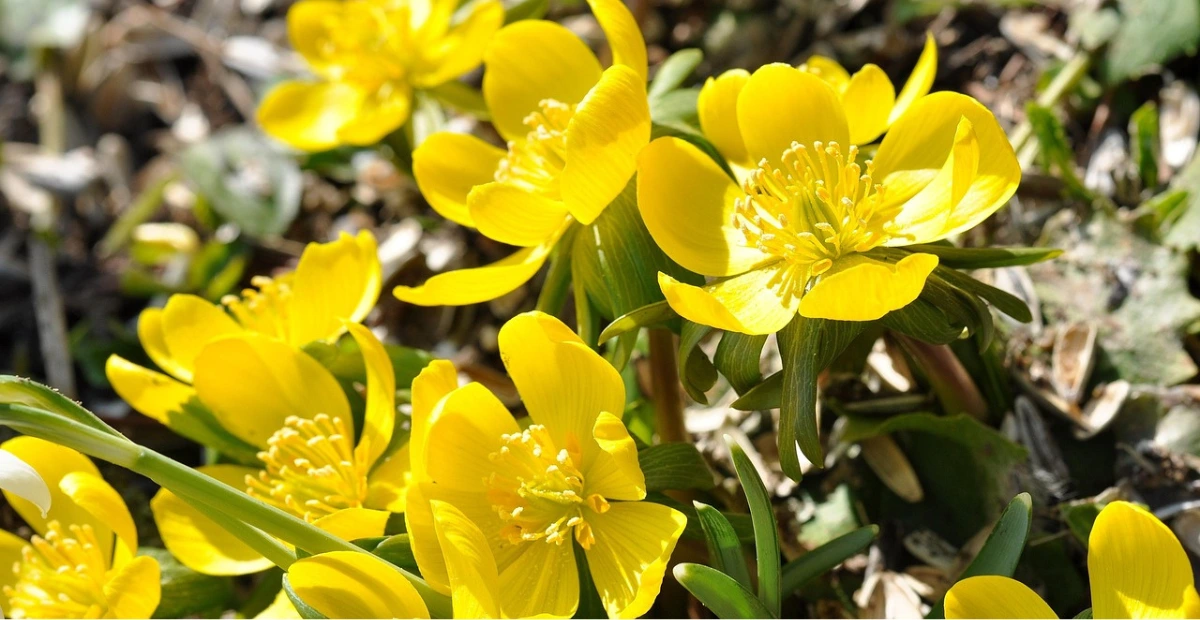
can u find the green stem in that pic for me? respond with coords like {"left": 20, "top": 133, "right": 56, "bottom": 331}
{"left": 1009, "top": 52, "right": 1092, "bottom": 157}
{"left": 535, "top": 246, "right": 573, "bottom": 317}
{"left": 172, "top": 487, "right": 297, "bottom": 569}
{"left": 0, "top": 404, "right": 453, "bottom": 618}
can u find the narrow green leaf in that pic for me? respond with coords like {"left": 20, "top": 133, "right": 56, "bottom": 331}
{"left": 904, "top": 244, "right": 1063, "bottom": 269}
{"left": 777, "top": 318, "right": 864, "bottom": 477}
{"left": 730, "top": 371, "right": 782, "bottom": 410}
{"left": 503, "top": 0, "right": 548, "bottom": 23}
{"left": 639, "top": 442, "right": 715, "bottom": 492}
{"left": 649, "top": 48, "right": 702, "bottom": 100}
{"left": 674, "top": 563, "right": 775, "bottom": 619}
{"left": 927, "top": 493, "right": 1034, "bottom": 619}
{"left": 694, "top": 502, "right": 752, "bottom": 590}
{"left": 779, "top": 526, "right": 877, "bottom": 594}
{"left": 650, "top": 120, "right": 731, "bottom": 177}
{"left": 360, "top": 534, "right": 419, "bottom": 571}
{"left": 597, "top": 301, "right": 676, "bottom": 344}
{"left": 1130, "top": 101, "right": 1161, "bottom": 190}
{"left": 881, "top": 299, "right": 964, "bottom": 345}
{"left": 679, "top": 321, "right": 715, "bottom": 403}
{"left": 714, "top": 332, "right": 768, "bottom": 395}
{"left": 726, "top": 435, "right": 781, "bottom": 616}
{"left": 933, "top": 266, "right": 1033, "bottom": 323}
{"left": 426, "top": 80, "right": 490, "bottom": 120}
{"left": 0, "top": 375, "right": 122, "bottom": 438}
{"left": 282, "top": 575, "right": 326, "bottom": 620}
{"left": 1074, "top": 608, "right": 1094, "bottom": 619}
{"left": 1027, "top": 103, "right": 1093, "bottom": 200}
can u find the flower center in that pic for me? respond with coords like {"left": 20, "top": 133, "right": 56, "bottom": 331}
{"left": 733, "top": 141, "right": 900, "bottom": 303}
{"left": 221, "top": 274, "right": 295, "bottom": 341}
{"left": 494, "top": 99, "right": 576, "bottom": 199}
{"left": 486, "top": 425, "right": 608, "bottom": 549}
{"left": 4, "top": 522, "right": 110, "bottom": 619}
{"left": 247, "top": 414, "right": 369, "bottom": 523}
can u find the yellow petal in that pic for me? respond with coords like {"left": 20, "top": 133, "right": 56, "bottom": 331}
{"left": 886, "top": 117, "right": 980, "bottom": 245}
{"left": 335, "top": 85, "right": 413, "bottom": 147}
{"left": 890, "top": 32, "right": 938, "bottom": 125}
{"left": 365, "top": 447, "right": 409, "bottom": 513}
{"left": 257, "top": 81, "right": 366, "bottom": 152}
{"left": 423, "top": 383, "right": 519, "bottom": 492}
{"left": 0, "top": 438, "right": 108, "bottom": 553}
{"left": 288, "top": 230, "right": 381, "bottom": 347}
{"left": 497, "top": 535, "right": 579, "bottom": 618}
{"left": 104, "top": 555, "right": 161, "bottom": 619}
{"left": 406, "top": 483, "right": 510, "bottom": 597}
{"left": 287, "top": 551, "right": 430, "bottom": 619}
{"left": 312, "top": 507, "right": 390, "bottom": 541}
{"left": 842, "top": 64, "right": 896, "bottom": 145}
{"left": 345, "top": 324, "right": 395, "bottom": 469}
{"left": 256, "top": 586, "right": 301, "bottom": 619}
{"left": 413, "top": 131, "right": 506, "bottom": 228}
{"left": 468, "top": 182, "right": 570, "bottom": 247}
{"left": 737, "top": 64, "right": 848, "bottom": 166}
{"left": 105, "top": 355, "right": 196, "bottom": 425}
{"left": 497, "top": 311, "right": 625, "bottom": 468}
{"left": 137, "top": 308, "right": 191, "bottom": 383}
{"left": 430, "top": 500, "right": 501, "bottom": 619}
{"left": 409, "top": 360, "right": 460, "bottom": 483}
{"left": 583, "top": 412, "right": 645, "bottom": 501}
{"left": 944, "top": 575, "right": 1057, "bottom": 619}
{"left": 0, "top": 448, "right": 51, "bottom": 520}
{"left": 392, "top": 241, "right": 556, "bottom": 307}
{"left": 697, "top": 69, "right": 751, "bottom": 166}
{"left": 287, "top": 0, "right": 380, "bottom": 78}
{"left": 585, "top": 0, "right": 648, "bottom": 81}
{"left": 410, "top": 0, "right": 505, "bottom": 88}
{"left": 1089, "top": 501, "right": 1200, "bottom": 619}
{"left": 799, "top": 253, "right": 938, "bottom": 321}
{"left": 874, "top": 92, "right": 1019, "bottom": 245}
{"left": 483, "top": 21, "right": 602, "bottom": 141}
{"left": 59, "top": 471, "right": 138, "bottom": 563}
{"left": 584, "top": 501, "right": 687, "bottom": 619}
{"left": 0, "top": 530, "right": 28, "bottom": 616}
{"left": 159, "top": 294, "right": 242, "bottom": 383}
{"left": 799, "top": 55, "right": 851, "bottom": 92}
{"left": 193, "top": 334, "right": 350, "bottom": 449}
{"left": 636, "top": 136, "right": 769, "bottom": 277}
{"left": 150, "top": 465, "right": 274, "bottom": 576}
{"left": 561, "top": 65, "right": 651, "bottom": 225}
{"left": 658, "top": 267, "right": 798, "bottom": 336}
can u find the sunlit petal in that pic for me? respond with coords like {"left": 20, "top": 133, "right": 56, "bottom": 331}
{"left": 413, "top": 131, "right": 506, "bottom": 228}
{"left": 392, "top": 241, "right": 556, "bottom": 307}
{"left": 288, "top": 230, "right": 382, "bottom": 346}
{"left": 890, "top": 32, "right": 938, "bottom": 125}
{"left": 799, "top": 253, "right": 938, "bottom": 321}
{"left": 584, "top": 501, "right": 687, "bottom": 619}
{"left": 658, "top": 267, "right": 798, "bottom": 336}
{"left": 944, "top": 575, "right": 1057, "bottom": 619}
{"left": 697, "top": 69, "right": 751, "bottom": 166}
{"left": 288, "top": 551, "right": 430, "bottom": 619}
{"left": 842, "top": 64, "right": 895, "bottom": 145}
{"left": 738, "top": 64, "right": 849, "bottom": 166}
{"left": 1089, "top": 501, "right": 1200, "bottom": 619}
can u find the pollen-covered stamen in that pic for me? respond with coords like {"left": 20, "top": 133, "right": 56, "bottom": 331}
{"left": 221, "top": 273, "right": 295, "bottom": 341}
{"left": 4, "top": 522, "right": 109, "bottom": 619}
{"left": 732, "top": 141, "right": 901, "bottom": 303}
{"left": 247, "top": 413, "right": 369, "bottom": 523}
{"left": 494, "top": 99, "right": 576, "bottom": 198}
{"left": 486, "top": 425, "right": 607, "bottom": 549}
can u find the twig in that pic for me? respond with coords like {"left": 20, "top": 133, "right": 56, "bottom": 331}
{"left": 649, "top": 328, "right": 686, "bottom": 444}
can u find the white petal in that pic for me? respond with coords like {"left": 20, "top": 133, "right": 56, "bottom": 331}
{"left": 0, "top": 449, "right": 50, "bottom": 517}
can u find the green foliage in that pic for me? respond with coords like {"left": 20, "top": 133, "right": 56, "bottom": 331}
{"left": 780, "top": 526, "right": 877, "bottom": 595}
{"left": 1130, "top": 101, "right": 1161, "bottom": 190}
{"left": 694, "top": 502, "right": 753, "bottom": 590}
{"left": 142, "top": 548, "right": 235, "bottom": 619}
{"left": 713, "top": 333, "right": 768, "bottom": 395}
{"left": 904, "top": 245, "right": 1063, "bottom": 269}
{"left": 639, "top": 442, "right": 716, "bottom": 492}
{"left": 598, "top": 301, "right": 677, "bottom": 345}
{"left": 727, "top": 435, "right": 782, "bottom": 615}
{"left": 673, "top": 564, "right": 775, "bottom": 619}
{"left": 1093, "top": 0, "right": 1200, "bottom": 84}
{"left": 283, "top": 575, "right": 327, "bottom": 619}
{"left": 679, "top": 321, "right": 716, "bottom": 403}
{"left": 649, "top": 49, "right": 702, "bottom": 101}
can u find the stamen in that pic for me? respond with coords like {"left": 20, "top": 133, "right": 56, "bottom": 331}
{"left": 222, "top": 273, "right": 294, "bottom": 341}
{"left": 246, "top": 414, "right": 369, "bottom": 522}
{"left": 493, "top": 99, "right": 576, "bottom": 198}
{"left": 731, "top": 141, "right": 901, "bottom": 304}
{"left": 4, "top": 522, "right": 109, "bottom": 619}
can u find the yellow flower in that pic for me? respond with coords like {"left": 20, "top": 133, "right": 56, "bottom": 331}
{"left": 637, "top": 63, "right": 1020, "bottom": 330}
{"left": 286, "top": 551, "right": 430, "bottom": 618}
{"left": 0, "top": 437, "right": 160, "bottom": 619}
{"left": 148, "top": 324, "right": 407, "bottom": 577}
{"left": 105, "top": 232, "right": 381, "bottom": 437}
{"left": 397, "top": 311, "right": 687, "bottom": 618}
{"left": 257, "top": 0, "right": 504, "bottom": 152}
{"left": 945, "top": 501, "right": 1200, "bottom": 619}
{"left": 395, "top": 0, "right": 651, "bottom": 306}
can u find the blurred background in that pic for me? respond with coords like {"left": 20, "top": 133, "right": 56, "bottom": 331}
{"left": 0, "top": 0, "right": 1198, "bottom": 617}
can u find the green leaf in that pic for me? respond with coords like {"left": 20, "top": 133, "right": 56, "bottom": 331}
{"left": 730, "top": 371, "right": 782, "bottom": 410}
{"left": 409, "top": 93, "right": 446, "bottom": 146}
{"left": 679, "top": 321, "right": 716, "bottom": 403}
{"left": 674, "top": 563, "right": 775, "bottom": 619}
{"left": 714, "top": 332, "right": 768, "bottom": 395}
{"left": 1132, "top": 188, "right": 1190, "bottom": 241}
{"left": 933, "top": 266, "right": 1033, "bottom": 323}
{"left": 650, "top": 89, "right": 701, "bottom": 128}
{"left": 1100, "top": 0, "right": 1200, "bottom": 84}
{"left": 304, "top": 335, "right": 435, "bottom": 393}
{"left": 597, "top": 301, "right": 677, "bottom": 344}
{"left": 649, "top": 48, "right": 702, "bottom": 100}
{"left": 694, "top": 502, "right": 753, "bottom": 590}
{"left": 356, "top": 534, "right": 419, "bottom": 571}
{"left": 927, "top": 493, "right": 1033, "bottom": 619}
{"left": 426, "top": 80, "right": 489, "bottom": 120}
{"left": 1026, "top": 103, "right": 1092, "bottom": 200}
{"left": 1130, "top": 101, "right": 1161, "bottom": 190}
{"left": 881, "top": 298, "right": 965, "bottom": 345}
{"left": 639, "top": 442, "right": 715, "bottom": 492}
{"left": 777, "top": 317, "right": 864, "bottom": 477}
{"left": 1075, "top": 608, "right": 1094, "bottom": 619}
{"left": 142, "top": 548, "right": 234, "bottom": 619}
{"left": 0, "top": 375, "right": 122, "bottom": 438}
{"left": 282, "top": 574, "right": 327, "bottom": 619}
{"left": 780, "top": 525, "right": 877, "bottom": 595}
{"left": 1164, "top": 149, "right": 1200, "bottom": 249}
{"left": 904, "top": 245, "right": 1063, "bottom": 269}
{"left": 727, "top": 435, "right": 781, "bottom": 616}
{"left": 503, "top": 0, "right": 548, "bottom": 23}
{"left": 179, "top": 127, "right": 302, "bottom": 238}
